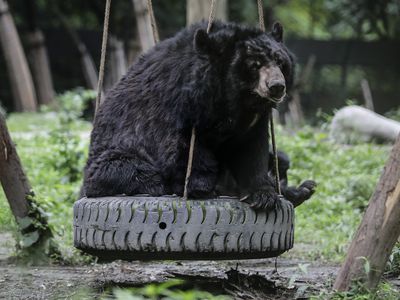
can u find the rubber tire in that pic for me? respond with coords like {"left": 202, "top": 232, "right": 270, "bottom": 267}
{"left": 73, "top": 196, "right": 294, "bottom": 260}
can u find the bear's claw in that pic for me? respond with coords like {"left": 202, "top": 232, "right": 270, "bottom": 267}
{"left": 240, "top": 189, "right": 282, "bottom": 211}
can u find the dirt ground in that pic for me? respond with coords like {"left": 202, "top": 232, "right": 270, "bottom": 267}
{"left": 0, "top": 232, "right": 343, "bottom": 299}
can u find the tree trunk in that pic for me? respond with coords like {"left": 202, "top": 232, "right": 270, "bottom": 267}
{"left": 286, "top": 93, "right": 304, "bottom": 127}
{"left": 0, "top": 0, "right": 37, "bottom": 112}
{"left": 333, "top": 133, "right": 400, "bottom": 291}
{"left": 132, "top": 0, "right": 155, "bottom": 52}
{"left": 127, "top": 39, "right": 141, "bottom": 65}
{"left": 26, "top": 30, "right": 55, "bottom": 106}
{"left": 186, "top": 0, "right": 227, "bottom": 25}
{"left": 57, "top": 11, "right": 98, "bottom": 90}
{"left": 283, "top": 55, "right": 315, "bottom": 127}
{"left": 105, "top": 35, "right": 127, "bottom": 90}
{"left": 0, "top": 112, "right": 54, "bottom": 255}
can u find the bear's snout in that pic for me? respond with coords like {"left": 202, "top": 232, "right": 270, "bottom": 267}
{"left": 254, "top": 65, "right": 286, "bottom": 103}
{"left": 268, "top": 80, "right": 286, "bottom": 99}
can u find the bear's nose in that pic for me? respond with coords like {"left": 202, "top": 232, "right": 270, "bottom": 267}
{"left": 268, "top": 81, "right": 286, "bottom": 98}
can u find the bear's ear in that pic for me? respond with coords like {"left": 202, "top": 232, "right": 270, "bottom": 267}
{"left": 271, "top": 22, "right": 283, "bottom": 42}
{"left": 194, "top": 29, "right": 215, "bottom": 54}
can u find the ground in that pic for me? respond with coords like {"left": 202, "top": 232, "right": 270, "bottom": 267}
{"left": 0, "top": 233, "right": 339, "bottom": 299}
{"left": 1, "top": 232, "right": 399, "bottom": 299}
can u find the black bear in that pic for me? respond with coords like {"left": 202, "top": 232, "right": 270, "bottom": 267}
{"left": 82, "top": 21, "right": 316, "bottom": 209}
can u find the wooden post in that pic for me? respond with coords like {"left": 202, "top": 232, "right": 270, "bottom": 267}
{"left": 334, "top": 133, "right": 400, "bottom": 291}
{"left": 0, "top": 112, "right": 53, "bottom": 252}
{"left": 0, "top": 0, "right": 37, "bottom": 112}
{"left": 105, "top": 35, "right": 127, "bottom": 90}
{"left": 186, "top": 0, "right": 227, "bottom": 25}
{"left": 127, "top": 39, "right": 141, "bottom": 65}
{"left": 285, "top": 55, "right": 315, "bottom": 127}
{"left": 57, "top": 12, "right": 99, "bottom": 91}
{"left": 361, "top": 79, "right": 375, "bottom": 111}
{"left": 26, "top": 30, "right": 55, "bottom": 106}
{"left": 132, "top": 0, "right": 155, "bottom": 52}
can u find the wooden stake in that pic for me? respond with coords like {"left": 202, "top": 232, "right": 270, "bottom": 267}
{"left": 0, "top": 0, "right": 37, "bottom": 112}
{"left": 26, "top": 30, "right": 55, "bottom": 106}
{"left": 132, "top": 0, "right": 156, "bottom": 52}
{"left": 186, "top": 0, "right": 227, "bottom": 25}
{"left": 361, "top": 79, "right": 375, "bottom": 112}
{"left": 0, "top": 112, "right": 53, "bottom": 250}
{"left": 334, "top": 133, "right": 400, "bottom": 291}
{"left": 57, "top": 11, "right": 99, "bottom": 91}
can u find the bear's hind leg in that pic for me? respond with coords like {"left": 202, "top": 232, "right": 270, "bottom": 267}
{"left": 84, "top": 157, "right": 166, "bottom": 197}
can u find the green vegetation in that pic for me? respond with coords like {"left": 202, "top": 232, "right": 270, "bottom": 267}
{"left": 312, "top": 281, "right": 400, "bottom": 300}
{"left": 0, "top": 92, "right": 391, "bottom": 263}
{"left": 0, "top": 90, "right": 398, "bottom": 297}
{"left": 278, "top": 126, "right": 389, "bottom": 261}
{"left": 0, "top": 90, "right": 93, "bottom": 262}
{"left": 109, "top": 280, "right": 230, "bottom": 300}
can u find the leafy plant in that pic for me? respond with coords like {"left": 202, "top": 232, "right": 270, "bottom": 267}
{"left": 312, "top": 281, "right": 400, "bottom": 300}
{"left": 109, "top": 280, "right": 231, "bottom": 300}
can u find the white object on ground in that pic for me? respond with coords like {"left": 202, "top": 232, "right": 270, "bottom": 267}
{"left": 330, "top": 105, "right": 400, "bottom": 143}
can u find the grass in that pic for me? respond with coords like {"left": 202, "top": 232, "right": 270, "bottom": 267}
{"left": 5, "top": 112, "right": 90, "bottom": 133}
{"left": 278, "top": 126, "right": 389, "bottom": 262}
{"left": 0, "top": 90, "right": 93, "bottom": 261}
{"left": 0, "top": 114, "right": 390, "bottom": 263}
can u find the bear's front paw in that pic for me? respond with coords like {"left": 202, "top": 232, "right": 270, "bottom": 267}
{"left": 240, "top": 189, "right": 281, "bottom": 210}
{"left": 299, "top": 180, "right": 317, "bottom": 200}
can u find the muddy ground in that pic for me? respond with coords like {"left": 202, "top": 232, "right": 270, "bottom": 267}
{"left": 0, "top": 232, "right": 343, "bottom": 299}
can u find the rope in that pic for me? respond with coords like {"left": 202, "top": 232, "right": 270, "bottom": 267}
{"left": 207, "top": 0, "right": 216, "bottom": 33}
{"left": 183, "top": 0, "right": 216, "bottom": 199}
{"left": 95, "top": 0, "right": 112, "bottom": 115}
{"left": 257, "top": 0, "right": 282, "bottom": 195}
{"left": 269, "top": 112, "right": 281, "bottom": 194}
{"left": 183, "top": 127, "right": 196, "bottom": 199}
{"left": 146, "top": 0, "right": 159, "bottom": 43}
{"left": 257, "top": 0, "right": 265, "bottom": 31}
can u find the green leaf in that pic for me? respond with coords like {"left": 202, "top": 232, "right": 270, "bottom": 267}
{"left": 21, "top": 231, "right": 40, "bottom": 247}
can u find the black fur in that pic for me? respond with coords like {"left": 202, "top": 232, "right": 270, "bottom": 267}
{"left": 82, "top": 21, "right": 315, "bottom": 209}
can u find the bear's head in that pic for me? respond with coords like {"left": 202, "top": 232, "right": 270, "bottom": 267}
{"left": 194, "top": 22, "right": 294, "bottom": 108}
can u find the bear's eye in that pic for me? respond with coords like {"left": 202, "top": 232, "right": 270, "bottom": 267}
{"left": 274, "top": 54, "right": 283, "bottom": 66}
{"left": 249, "top": 60, "right": 261, "bottom": 70}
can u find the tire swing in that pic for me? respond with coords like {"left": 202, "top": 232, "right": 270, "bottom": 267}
{"left": 73, "top": 0, "right": 295, "bottom": 260}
